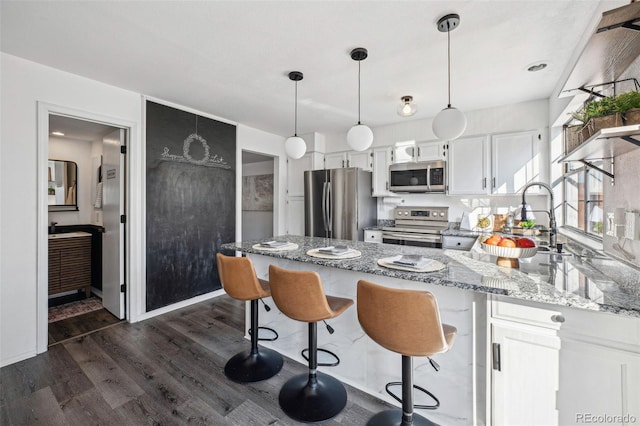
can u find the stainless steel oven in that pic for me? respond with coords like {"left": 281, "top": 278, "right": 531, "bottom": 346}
{"left": 382, "top": 206, "right": 449, "bottom": 248}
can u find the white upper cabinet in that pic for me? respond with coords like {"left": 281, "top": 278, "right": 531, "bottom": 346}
{"left": 491, "top": 130, "right": 540, "bottom": 194}
{"left": 287, "top": 152, "right": 323, "bottom": 197}
{"left": 416, "top": 140, "right": 447, "bottom": 162}
{"left": 448, "top": 135, "right": 490, "bottom": 195}
{"left": 392, "top": 140, "right": 446, "bottom": 163}
{"left": 372, "top": 147, "right": 394, "bottom": 197}
{"left": 324, "top": 152, "right": 347, "bottom": 169}
{"left": 347, "top": 150, "right": 372, "bottom": 171}
{"left": 448, "top": 130, "right": 544, "bottom": 196}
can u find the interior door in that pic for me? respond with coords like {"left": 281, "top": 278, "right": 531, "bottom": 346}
{"left": 102, "top": 129, "right": 125, "bottom": 319}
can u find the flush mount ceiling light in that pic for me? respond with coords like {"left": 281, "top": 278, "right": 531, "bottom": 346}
{"left": 397, "top": 95, "right": 417, "bottom": 117}
{"left": 432, "top": 13, "right": 467, "bottom": 141}
{"left": 284, "top": 71, "right": 307, "bottom": 159}
{"left": 51, "top": 131, "right": 65, "bottom": 136}
{"left": 347, "top": 47, "right": 374, "bottom": 151}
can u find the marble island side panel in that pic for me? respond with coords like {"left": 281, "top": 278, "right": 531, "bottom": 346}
{"left": 247, "top": 254, "right": 486, "bottom": 426}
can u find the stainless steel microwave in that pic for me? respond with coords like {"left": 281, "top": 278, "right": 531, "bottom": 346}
{"left": 389, "top": 160, "right": 446, "bottom": 193}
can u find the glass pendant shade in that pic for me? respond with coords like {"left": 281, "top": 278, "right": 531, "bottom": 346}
{"left": 432, "top": 106, "right": 467, "bottom": 141}
{"left": 397, "top": 96, "right": 417, "bottom": 117}
{"left": 284, "top": 136, "right": 306, "bottom": 159}
{"left": 347, "top": 124, "right": 373, "bottom": 151}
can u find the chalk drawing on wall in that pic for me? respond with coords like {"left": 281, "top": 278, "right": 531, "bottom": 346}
{"left": 243, "top": 174, "right": 273, "bottom": 211}
{"left": 161, "top": 128, "right": 230, "bottom": 169}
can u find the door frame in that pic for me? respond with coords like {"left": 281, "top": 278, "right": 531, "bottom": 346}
{"left": 36, "top": 102, "right": 137, "bottom": 354}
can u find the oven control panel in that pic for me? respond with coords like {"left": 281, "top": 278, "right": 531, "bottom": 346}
{"left": 394, "top": 206, "right": 449, "bottom": 222}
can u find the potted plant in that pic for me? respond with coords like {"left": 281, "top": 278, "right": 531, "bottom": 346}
{"left": 617, "top": 91, "right": 640, "bottom": 125}
{"left": 572, "top": 95, "right": 623, "bottom": 141}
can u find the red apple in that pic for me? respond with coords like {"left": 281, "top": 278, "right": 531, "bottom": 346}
{"left": 517, "top": 238, "right": 536, "bottom": 248}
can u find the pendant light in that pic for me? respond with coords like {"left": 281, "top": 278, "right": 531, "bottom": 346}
{"left": 284, "top": 71, "right": 307, "bottom": 159}
{"left": 397, "top": 95, "right": 417, "bottom": 117}
{"left": 432, "top": 14, "right": 467, "bottom": 141}
{"left": 347, "top": 47, "right": 374, "bottom": 151}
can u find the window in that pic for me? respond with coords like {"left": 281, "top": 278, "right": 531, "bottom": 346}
{"left": 563, "top": 161, "right": 604, "bottom": 237}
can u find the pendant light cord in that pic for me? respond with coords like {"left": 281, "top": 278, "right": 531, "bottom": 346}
{"left": 357, "top": 60, "right": 362, "bottom": 125}
{"left": 294, "top": 80, "right": 298, "bottom": 136}
{"left": 447, "top": 24, "right": 452, "bottom": 108}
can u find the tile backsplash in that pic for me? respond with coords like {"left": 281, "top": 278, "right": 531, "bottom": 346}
{"left": 604, "top": 148, "right": 640, "bottom": 268}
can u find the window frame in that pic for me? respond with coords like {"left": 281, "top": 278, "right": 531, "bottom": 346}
{"left": 562, "top": 161, "right": 604, "bottom": 240}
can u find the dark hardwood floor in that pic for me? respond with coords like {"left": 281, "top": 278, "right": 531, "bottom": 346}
{"left": 1, "top": 295, "right": 395, "bottom": 425}
{"left": 49, "top": 308, "right": 123, "bottom": 345}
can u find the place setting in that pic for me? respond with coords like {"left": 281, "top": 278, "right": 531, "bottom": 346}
{"left": 306, "top": 244, "right": 362, "bottom": 259}
{"left": 252, "top": 240, "right": 299, "bottom": 251}
{"left": 378, "top": 254, "right": 446, "bottom": 272}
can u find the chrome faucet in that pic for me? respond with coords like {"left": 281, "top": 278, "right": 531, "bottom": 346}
{"left": 521, "top": 182, "right": 556, "bottom": 249}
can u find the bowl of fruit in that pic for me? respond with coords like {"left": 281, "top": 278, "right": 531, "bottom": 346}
{"left": 480, "top": 234, "right": 537, "bottom": 267}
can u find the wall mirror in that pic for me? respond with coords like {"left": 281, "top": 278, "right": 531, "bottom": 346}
{"left": 48, "top": 160, "right": 78, "bottom": 211}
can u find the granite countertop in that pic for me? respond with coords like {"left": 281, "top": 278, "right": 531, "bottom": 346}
{"left": 221, "top": 235, "right": 640, "bottom": 318}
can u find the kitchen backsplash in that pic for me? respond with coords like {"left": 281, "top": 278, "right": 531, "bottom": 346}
{"left": 604, "top": 148, "right": 640, "bottom": 268}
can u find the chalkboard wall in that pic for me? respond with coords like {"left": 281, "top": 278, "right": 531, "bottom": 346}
{"left": 145, "top": 101, "right": 236, "bottom": 311}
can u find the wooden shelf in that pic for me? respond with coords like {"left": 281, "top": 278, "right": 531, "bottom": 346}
{"left": 559, "top": 125, "right": 640, "bottom": 163}
{"left": 560, "top": 2, "right": 640, "bottom": 97}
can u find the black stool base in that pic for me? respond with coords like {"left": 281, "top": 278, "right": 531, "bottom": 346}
{"left": 279, "top": 372, "right": 347, "bottom": 423}
{"left": 367, "top": 409, "right": 439, "bottom": 426}
{"left": 224, "top": 347, "right": 283, "bottom": 383}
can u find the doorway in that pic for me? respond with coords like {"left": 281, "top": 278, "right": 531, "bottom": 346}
{"left": 38, "top": 104, "right": 130, "bottom": 351}
{"left": 242, "top": 151, "right": 276, "bottom": 241}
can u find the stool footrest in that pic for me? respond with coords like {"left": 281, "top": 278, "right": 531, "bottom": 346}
{"left": 385, "top": 381, "right": 440, "bottom": 410}
{"left": 301, "top": 347, "right": 340, "bottom": 367}
{"left": 247, "top": 326, "right": 279, "bottom": 342}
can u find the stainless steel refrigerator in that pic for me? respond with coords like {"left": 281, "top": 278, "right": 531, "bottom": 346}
{"left": 304, "top": 168, "right": 377, "bottom": 241}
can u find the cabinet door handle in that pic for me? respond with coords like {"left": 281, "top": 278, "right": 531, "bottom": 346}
{"left": 342, "top": 160, "right": 345, "bottom": 168}
{"left": 417, "top": 147, "right": 420, "bottom": 157}
{"left": 386, "top": 181, "right": 389, "bottom": 190}
{"left": 492, "top": 177, "right": 496, "bottom": 188}
{"left": 483, "top": 178, "right": 487, "bottom": 189}
{"left": 347, "top": 160, "right": 350, "bottom": 167}
{"left": 550, "top": 314, "right": 565, "bottom": 323}
{"left": 492, "top": 343, "right": 501, "bottom": 371}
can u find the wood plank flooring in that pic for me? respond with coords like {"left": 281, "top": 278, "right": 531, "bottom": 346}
{"left": 49, "top": 308, "right": 123, "bottom": 345}
{"left": 1, "top": 295, "right": 396, "bottom": 425}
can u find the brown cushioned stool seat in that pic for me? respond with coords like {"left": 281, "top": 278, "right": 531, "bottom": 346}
{"left": 216, "top": 253, "right": 283, "bottom": 383}
{"left": 357, "top": 279, "right": 457, "bottom": 426}
{"left": 269, "top": 264, "right": 354, "bottom": 423}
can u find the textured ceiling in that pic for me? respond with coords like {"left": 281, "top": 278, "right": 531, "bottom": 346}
{"left": 1, "top": 1, "right": 625, "bottom": 137}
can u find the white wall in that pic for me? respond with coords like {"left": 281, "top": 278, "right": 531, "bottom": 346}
{"left": 242, "top": 160, "right": 275, "bottom": 241}
{"left": 0, "top": 53, "right": 142, "bottom": 366}
{"left": 48, "top": 137, "right": 93, "bottom": 225}
{"left": 0, "top": 53, "right": 288, "bottom": 367}
{"left": 323, "top": 99, "right": 551, "bottom": 223}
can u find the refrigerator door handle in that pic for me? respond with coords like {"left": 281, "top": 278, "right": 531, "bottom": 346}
{"left": 322, "top": 182, "right": 328, "bottom": 233}
{"left": 327, "top": 183, "right": 333, "bottom": 235}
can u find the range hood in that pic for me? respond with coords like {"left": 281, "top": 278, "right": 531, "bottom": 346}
{"left": 560, "top": 1, "right": 640, "bottom": 97}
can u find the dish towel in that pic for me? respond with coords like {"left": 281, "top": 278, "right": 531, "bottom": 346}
{"left": 94, "top": 182, "right": 103, "bottom": 208}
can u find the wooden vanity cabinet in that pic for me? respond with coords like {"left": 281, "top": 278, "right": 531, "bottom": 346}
{"left": 48, "top": 234, "right": 92, "bottom": 297}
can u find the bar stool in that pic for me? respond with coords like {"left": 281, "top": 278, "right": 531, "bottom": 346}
{"left": 268, "top": 264, "right": 354, "bottom": 423}
{"left": 216, "top": 253, "right": 283, "bottom": 383}
{"left": 357, "top": 280, "right": 457, "bottom": 426}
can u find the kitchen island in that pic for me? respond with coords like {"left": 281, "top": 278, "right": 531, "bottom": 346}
{"left": 221, "top": 235, "right": 640, "bottom": 426}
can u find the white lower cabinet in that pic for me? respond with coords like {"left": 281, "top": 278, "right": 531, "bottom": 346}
{"left": 558, "top": 338, "right": 640, "bottom": 425}
{"left": 490, "top": 298, "right": 640, "bottom": 426}
{"left": 364, "top": 229, "right": 382, "bottom": 243}
{"left": 491, "top": 312, "right": 560, "bottom": 426}
{"left": 286, "top": 197, "right": 305, "bottom": 235}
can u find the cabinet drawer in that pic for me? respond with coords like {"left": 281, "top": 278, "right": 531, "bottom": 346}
{"left": 364, "top": 230, "right": 382, "bottom": 243}
{"left": 442, "top": 235, "right": 476, "bottom": 250}
{"left": 491, "top": 297, "right": 563, "bottom": 329}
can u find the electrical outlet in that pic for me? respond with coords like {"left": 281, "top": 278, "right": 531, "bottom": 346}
{"left": 624, "top": 211, "right": 640, "bottom": 240}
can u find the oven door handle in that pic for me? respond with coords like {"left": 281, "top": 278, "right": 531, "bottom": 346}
{"left": 382, "top": 232, "right": 441, "bottom": 241}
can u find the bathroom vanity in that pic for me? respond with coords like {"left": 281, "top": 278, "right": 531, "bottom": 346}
{"left": 48, "top": 232, "right": 92, "bottom": 297}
